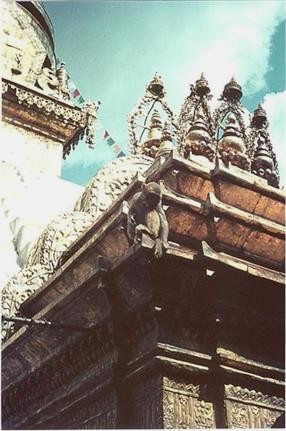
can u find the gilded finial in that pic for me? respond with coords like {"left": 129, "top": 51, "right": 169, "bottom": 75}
{"left": 195, "top": 73, "right": 210, "bottom": 97}
{"left": 147, "top": 73, "right": 165, "bottom": 99}
{"left": 222, "top": 77, "right": 243, "bottom": 101}
{"left": 251, "top": 103, "right": 267, "bottom": 128}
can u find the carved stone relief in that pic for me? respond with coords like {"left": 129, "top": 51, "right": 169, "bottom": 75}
{"left": 1, "top": 264, "right": 52, "bottom": 341}
{"left": 163, "top": 377, "right": 215, "bottom": 428}
{"left": 224, "top": 385, "right": 285, "bottom": 429}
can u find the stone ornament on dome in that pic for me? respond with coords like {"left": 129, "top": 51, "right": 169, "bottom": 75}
{"left": 184, "top": 108, "right": 215, "bottom": 161}
{"left": 213, "top": 77, "right": 249, "bottom": 164}
{"left": 156, "top": 121, "right": 175, "bottom": 158}
{"left": 142, "top": 109, "right": 163, "bottom": 157}
{"left": 217, "top": 113, "right": 250, "bottom": 170}
{"left": 222, "top": 77, "right": 243, "bottom": 102}
{"left": 251, "top": 103, "right": 267, "bottom": 128}
{"left": 147, "top": 72, "right": 166, "bottom": 99}
{"left": 128, "top": 73, "right": 177, "bottom": 155}
{"left": 249, "top": 104, "right": 279, "bottom": 187}
{"left": 178, "top": 73, "right": 214, "bottom": 157}
{"left": 195, "top": 73, "right": 211, "bottom": 97}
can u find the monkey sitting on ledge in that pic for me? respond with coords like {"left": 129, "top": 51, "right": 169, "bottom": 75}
{"left": 127, "top": 182, "right": 169, "bottom": 258}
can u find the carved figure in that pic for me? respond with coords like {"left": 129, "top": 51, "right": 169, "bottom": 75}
{"left": 127, "top": 182, "right": 169, "bottom": 258}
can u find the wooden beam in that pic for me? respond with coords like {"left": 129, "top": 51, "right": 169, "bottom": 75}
{"left": 201, "top": 241, "right": 284, "bottom": 284}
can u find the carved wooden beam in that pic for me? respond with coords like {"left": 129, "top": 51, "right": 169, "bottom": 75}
{"left": 206, "top": 192, "right": 285, "bottom": 238}
{"left": 200, "top": 241, "right": 284, "bottom": 283}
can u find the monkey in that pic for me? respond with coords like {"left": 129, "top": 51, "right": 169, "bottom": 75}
{"left": 127, "top": 182, "right": 169, "bottom": 258}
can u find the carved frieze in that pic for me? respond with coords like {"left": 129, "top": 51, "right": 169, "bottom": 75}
{"left": 224, "top": 385, "right": 285, "bottom": 429}
{"left": 2, "top": 79, "right": 98, "bottom": 154}
{"left": 163, "top": 377, "right": 215, "bottom": 428}
{"left": 224, "top": 384, "right": 285, "bottom": 410}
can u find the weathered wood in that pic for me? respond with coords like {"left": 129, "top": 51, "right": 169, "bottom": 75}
{"left": 201, "top": 241, "right": 284, "bottom": 283}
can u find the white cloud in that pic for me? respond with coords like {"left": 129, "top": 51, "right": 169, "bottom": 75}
{"left": 262, "top": 91, "right": 286, "bottom": 187}
{"left": 169, "top": 1, "right": 285, "bottom": 103}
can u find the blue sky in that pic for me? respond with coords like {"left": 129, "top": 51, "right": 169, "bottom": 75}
{"left": 44, "top": 1, "right": 286, "bottom": 186}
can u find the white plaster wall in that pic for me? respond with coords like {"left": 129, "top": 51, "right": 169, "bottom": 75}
{"left": 1, "top": 122, "right": 63, "bottom": 177}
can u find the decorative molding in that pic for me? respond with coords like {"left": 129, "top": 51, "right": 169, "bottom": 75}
{"left": 163, "top": 378, "right": 215, "bottom": 428}
{"left": 1, "top": 264, "right": 52, "bottom": 341}
{"left": 2, "top": 321, "right": 117, "bottom": 429}
{"left": 2, "top": 79, "right": 98, "bottom": 155}
{"left": 225, "top": 384, "right": 285, "bottom": 410}
{"left": 225, "top": 400, "right": 283, "bottom": 429}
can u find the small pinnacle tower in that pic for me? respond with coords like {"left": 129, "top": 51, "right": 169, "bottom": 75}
{"left": 185, "top": 108, "right": 215, "bottom": 161}
{"left": 142, "top": 109, "right": 163, "bottom": 157}
{"left": 218, "top": 113, "right": 250, "bottom": 169}
{"left": 156, "top": 121, "right": 175, "bottom": 158}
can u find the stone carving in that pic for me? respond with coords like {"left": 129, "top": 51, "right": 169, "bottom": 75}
{"left": 178, "top": 73, "right": 214, "bottom": 158}
{"left": 217, "top": 113, "right": 250, "bottom": 170}
{"left": 224, "top": 384, "right": 285, "bottom": 409}
{"left": 184, "top": 107, "right": 215, "bottom": 162}
{"left": 213, "top": 77, "right": 251, "bottom": 158}
{"left": 225, "top": 385, "right": 285, "bottom": 429}
{"left": 163, "top": 377, "right": 215, "bottom": 428}
{"left": 156, "top": 121, "right": 176, "bottom": 158}
{"left": 249, "top": 104, "right": 279, "bottom": 187}
{"left": 2, "top": 79, "right": 99, "bottom": 155}
{"left": 141, "top": 109, "right": 163, "bottom": 157}
{"left": 1, "top": 264, "right": 51, "bottom": 341}
{"left": 26, "top": 211, "right": 94, "bottom": 271}
{"left": 37, "top": 66, "right": 60, "bottom": 95}
{"left": 127, "top": 182, "right": 169, "bottom": 258}
{"left": 75, "top": 155, "right": 152, "bottom": 217}
{"left": 225, "top": 400, "right": 283, "bottom": 429}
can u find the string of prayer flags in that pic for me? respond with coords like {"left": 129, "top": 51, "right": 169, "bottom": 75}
{"left": 68, "top": 79, "right": 85, "bottom": 104}
{"left": 103, "top": 130, "right": 126, "bottom": 158}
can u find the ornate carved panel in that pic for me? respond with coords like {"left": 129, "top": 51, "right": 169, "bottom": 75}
{"left": 224, "top": 385, "right": 285, "bottom": 428}
{"left": 163, "top": 377, "right": 216, "bottom": 428}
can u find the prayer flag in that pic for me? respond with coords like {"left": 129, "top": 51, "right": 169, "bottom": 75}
{"left": 78, "top": 95, "right": 85, "bottom": 104}
{"left": 106, "top": 137, "right": 115, "bottom": 146}
{"left": 103, "top": 130, "right": 110, "bottom": 140}
{"left": 117, "top": 151, "right": 126, "bottom": 158}
{"left": 68, "top": 80, "right": 77, "bottom": 91}
{"left": 112, "top": 144, "right": 121, "bottom": 153}
{"left": 72, "top": 88, "right": 80, "bottom": 98}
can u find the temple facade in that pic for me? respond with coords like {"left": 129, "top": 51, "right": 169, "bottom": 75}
{"left": 1, "top": 2, "right": 285, "bottom": 429}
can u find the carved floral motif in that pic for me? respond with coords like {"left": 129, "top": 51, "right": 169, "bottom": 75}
{"left": 1, "top": 264, "right": 52, "bottom": 341}
{"left": 163, "top": 377, "right": 215, "bottom": 428}
{"left": 225, "top": 385, "right": 285, "bottom": 429}
{"left": 225, "top": 384, "right": 285, "bottom": 410}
